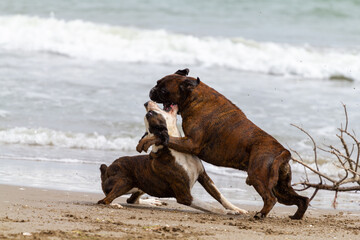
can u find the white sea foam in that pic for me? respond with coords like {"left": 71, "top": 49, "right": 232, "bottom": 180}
{"left": 291, "top": 160, "right": 345, "bottom": 178}
{"left": 0, "top": 15, "right": 359, "bottom": 81}
{"left": 0, "top": 155, "right": 102, "bottom": 165}
{"left": 203, "top": 162, "right": 248, "bottom": 179}
{"left": 0, "top": 127, "right": 137, "bottom": 151}
{"left": 0, "top": 110, "right": 10, "bottom": 118}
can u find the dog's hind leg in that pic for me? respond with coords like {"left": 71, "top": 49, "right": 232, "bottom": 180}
{"left": 98, "top": 180, "right": 133, "bottom": 205}
{"left": 247, "top": 151, "right": 290, "bottom": 219}
{"left": 170, "top": 181, "right": 233, "bottom": 214}
{"left": 273, "top": 162, "right": 309, "bottom": 220}
{"left": 197, "top": 171, "right": 248, "bottom": 214}
{"left": 189, "top": 197, "right": 238, "bottom": 215}
{"left": 250, "top": 178, "right": 277, "bottom": 219}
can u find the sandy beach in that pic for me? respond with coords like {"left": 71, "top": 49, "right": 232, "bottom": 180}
{"left": 1, "top": 1, "right": 360, "bottom": 240}
{"left": 0, "top": 184, "right": 359, "bottom": 240}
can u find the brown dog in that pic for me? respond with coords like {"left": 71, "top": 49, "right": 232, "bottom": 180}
{"left": 98, "top": 101, "right": 247, "bottom": 215}
{"left": 137, "top": 69, "right": 309, "bottom": 219}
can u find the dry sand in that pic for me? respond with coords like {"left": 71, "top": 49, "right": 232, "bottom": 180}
{"left": 0, "top": 184, "right": 359, "bottom": 240}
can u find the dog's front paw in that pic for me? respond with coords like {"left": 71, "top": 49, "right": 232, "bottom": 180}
{"left": 136, "top": 141, "right": 147, "bottom": 153}
{"left": 98, "top": 198, "right": 112, "bottom": 205}
{"left": 139, "top": 198, "right": 167, "bottom": 206}
{"left": 254, "top": 212, "right": 266, "bottom": 219}
{"left": 232, "top": 207, "right": 248, "bottom": 215}
{"left": 136, "top": 136, "right": 155, "bottom": 153}
{"left": 225, "top": 209, "right": 240, "bottom": 215}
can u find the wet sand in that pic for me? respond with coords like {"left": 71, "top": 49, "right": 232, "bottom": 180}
{"left": 1, "top": 184, "right": 359, "bottom": 239}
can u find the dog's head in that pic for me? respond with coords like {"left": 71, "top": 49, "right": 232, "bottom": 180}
{"left": 99, "top": 164, "right": 114, "bottom": 196}
{"left": 142, "top": 101, "right": 180, "bottom": 147}
{"left": 149, "top": 69, "right": 200, "bottom": 113}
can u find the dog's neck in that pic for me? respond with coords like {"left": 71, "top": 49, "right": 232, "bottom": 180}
{"left": 178, "top": 83, "right": 205, "bottom": 116}
{"left": 160, "top": 113, "right": 181, "bottom": 138}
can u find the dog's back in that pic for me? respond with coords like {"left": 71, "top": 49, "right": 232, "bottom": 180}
{"left": 182, "top": 82, "right": 286, "bottom": 168}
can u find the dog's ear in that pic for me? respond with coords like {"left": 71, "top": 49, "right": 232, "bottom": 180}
{"left": 175, "top": 68, "right": 189, "bottom": 76}
{"left": 100, "top": 164, "right": 108, "bottom": 176}
{"left": 180, "top": 77, "right": 200, "bottom": 92}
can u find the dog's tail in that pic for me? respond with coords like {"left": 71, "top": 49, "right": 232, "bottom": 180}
{"left": 271, "top": 150, "right": 310, "bottom": 219}
{"left": 268, "top": 150, "right": 291, "bottom": 189}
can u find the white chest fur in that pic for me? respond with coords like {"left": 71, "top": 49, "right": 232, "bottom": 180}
{"left": 164, "top": 118, "right": 204, "bottom": 188}
{"left": 170, "top": 149, "right": 204, "bottom": 188}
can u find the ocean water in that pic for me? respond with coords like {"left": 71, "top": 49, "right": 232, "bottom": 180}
{"left": 0, "top": 0, "right": 359, "bottom": 210}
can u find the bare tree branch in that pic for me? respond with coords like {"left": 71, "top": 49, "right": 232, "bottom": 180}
{"left": 290, "top": 104, "right": 359, "bottom": 208}
{"left": 300, "top": 182, "right": 360, "bottom": 191}
{"left": 290, "top": 123, "right": 324, "bottom": 201}
{"left": 291, "top": 157, "right": 336, "bottom": 183}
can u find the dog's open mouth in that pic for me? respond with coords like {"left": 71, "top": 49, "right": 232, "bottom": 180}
{"left": 163, "top": 103, "right": 175, "bottom": 112}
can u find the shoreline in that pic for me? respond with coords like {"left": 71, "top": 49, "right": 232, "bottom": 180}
{"left": 2, "top": 179, "right": 359, "bottom": 211}
{"left": 1, "top": 184, "right": 360, "bottom": 239}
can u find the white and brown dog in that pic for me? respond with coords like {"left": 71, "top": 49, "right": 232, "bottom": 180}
{"left": 98, "top": 101, "right": 247, "bottom": 215}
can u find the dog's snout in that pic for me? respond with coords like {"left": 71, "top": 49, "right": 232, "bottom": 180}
{"left": 144, "top": 102, "right": 149, "bottom": 108}
{"left": 149, "top": 87, "right": 157, "bottom": 100}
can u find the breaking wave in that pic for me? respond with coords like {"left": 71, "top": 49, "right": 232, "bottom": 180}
{"left": 0, "top": 127, "right": 137, "bottom": 151}
{"left": 0, "top": 15, "right": 359, "bottom": 80}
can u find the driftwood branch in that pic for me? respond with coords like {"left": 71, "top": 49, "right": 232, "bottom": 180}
{"left": 291, "top": 104, "right": 360, "bottom": 208}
